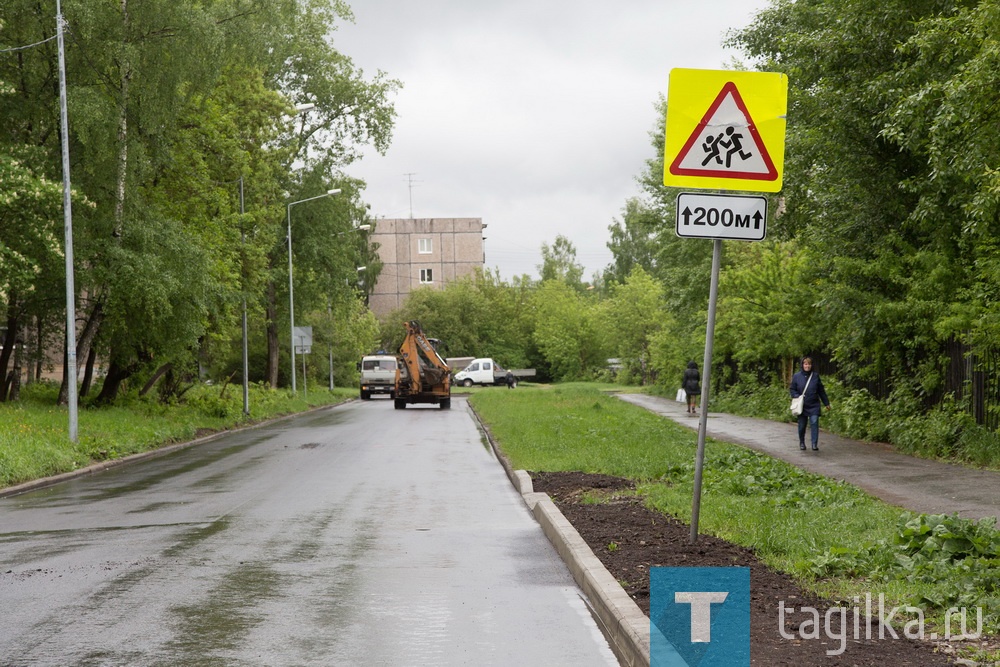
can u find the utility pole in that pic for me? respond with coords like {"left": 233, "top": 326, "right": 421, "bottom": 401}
{"left": 56, "top": 0, "right": 78, "bottom": 443}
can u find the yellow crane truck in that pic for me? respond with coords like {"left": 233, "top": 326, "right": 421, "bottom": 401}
{"left": 394, "top": 320, "right": 451, "bottom": 409}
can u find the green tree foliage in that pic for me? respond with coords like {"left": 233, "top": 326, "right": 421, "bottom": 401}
{"left": 0, "top": 146, "right": 81, "bottom": 400}
{"left": 382, "top": 269, "right": 535, "bottom": 369}
{"left": 727, "top": 0, "right": 972, "bottom": 393}
{"left": 538, "top": 235, "right": 585, "bottom": 290}
{"left": 604, "top": 198, "right": 663, "bottom": 286}
{"left": 634, "top": 97, "right": 716, "bottom": 317}
{"left": 604, "top": 99, "right": 723, "bottom": 390}
{"left": 716, "top": 240, "right": 826, "bottom": 378}
{"left": 383, "top": 266, "right": 621, "bottom": 383}
{"left": 880, "top": 0, "right": 1000, "bottom": 355}
{"left": 600, "top": 0, "right": 1000, "bottom": 450}
{"left": 599, "top": 267, "right": 666, "bottom": 384}
{"left": 531, "top": 280, "right": 607, "bottom": 381}
{"left": 0, "top": 1, "right": 398, "bottom": 404}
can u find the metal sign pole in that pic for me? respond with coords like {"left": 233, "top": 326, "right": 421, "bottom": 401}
{"left": 690, "top": 238, "right": 722, "bottom": 543}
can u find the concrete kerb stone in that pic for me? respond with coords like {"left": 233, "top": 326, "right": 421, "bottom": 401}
{"left": 533, "top": 497, "right": 650, "bottom": 667}
{"left": 512, "top": 469, "right": 534, "bottom": 495}
{"left": 466, "top": 400, "right": 650, "bottom": 666}
{"left": 0, "top": 430, "right": 235, "bottom": 499}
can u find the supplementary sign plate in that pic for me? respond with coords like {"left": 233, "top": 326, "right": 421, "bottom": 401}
{"left": 664, "top": 69, "right": 787, "bottom": 193}
{"left": 675, "top": 192, "right": 767, "bottom": 241}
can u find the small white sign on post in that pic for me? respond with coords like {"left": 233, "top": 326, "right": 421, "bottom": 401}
{"left": 675, "top": 192, "right": 767, "bottom": 241}
{"left": 293, "top": 326, "right": 313, "bottom": 355}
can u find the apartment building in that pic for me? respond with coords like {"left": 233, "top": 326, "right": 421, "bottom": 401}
{"left": 368, "top": 218, "right": 485, "bottom": 318}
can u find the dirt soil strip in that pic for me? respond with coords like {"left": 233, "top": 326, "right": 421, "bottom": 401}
{"left": 532, "top": 471, "right": 965, "bottom": 667}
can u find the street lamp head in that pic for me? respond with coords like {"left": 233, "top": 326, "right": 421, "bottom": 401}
{"left": 357, "top": 224, "right": 371, "bottom": 231}
{"left": 327, "top": 188, "right": 341, "bottom": 195}
{"left": 293, "top": 102, "right": 316, "bottom": 113}
{"left": 356, "top": 266, "right": 367, "bottom": 272}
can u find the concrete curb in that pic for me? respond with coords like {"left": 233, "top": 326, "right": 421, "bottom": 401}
{"left": 532, "top": 496, "right": 650, "bottom": 667}
{"left": 467, "top": 401, "right": 650, "bottom": 666}
{"left": 0, "top": 433, "right": 224, "bottom": 499}
{"left": 0, "top": 401, "right": 349, "bottom": 500}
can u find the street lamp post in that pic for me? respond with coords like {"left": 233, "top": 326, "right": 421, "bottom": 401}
{"left": 238, "top": 177, "right": 249, "bottom": 416}
{"left": 55, "top": 0, "right": 78, "bottom": 443}
{"left": 328, "top": 299, "right": 334, "bottom": 391}
{"left": 287, "top": 188, "right": 340, "bottom": 394}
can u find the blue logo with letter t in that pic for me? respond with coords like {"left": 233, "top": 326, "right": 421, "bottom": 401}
{"left": 650, "top": 567, "right": 750, "bottom": 667}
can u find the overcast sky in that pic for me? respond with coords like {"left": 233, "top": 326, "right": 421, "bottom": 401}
{"left": 334, "top": 1, "right": 772, "bottom": 281}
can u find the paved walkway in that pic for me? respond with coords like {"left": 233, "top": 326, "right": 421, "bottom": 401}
{"left": 617, "top": 393, "right": 1000, "bottom": 521}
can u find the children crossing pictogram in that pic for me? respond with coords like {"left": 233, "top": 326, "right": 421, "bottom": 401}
{"left": 662, "top": 69, "right": 787, "bottom": 193}
{"left": 669, "top": 82, "right": 777, "bottom": 181}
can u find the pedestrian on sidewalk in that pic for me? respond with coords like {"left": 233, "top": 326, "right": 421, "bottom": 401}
{"left": 682, "top": 361, "right": 701, "bottom": 415}
{"left": 790, "top": 356, "right": 831, "bottom": 451}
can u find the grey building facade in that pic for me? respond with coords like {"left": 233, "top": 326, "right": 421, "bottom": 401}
{"left": 368, "top": 218, "right": 485, "bottom": 318}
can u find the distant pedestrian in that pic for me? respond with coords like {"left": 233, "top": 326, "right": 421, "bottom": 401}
{"left": 682, "top": 361, "right": 701, "bottom": 415}
{"left": 789, "top": 356, "right": 832, "bottom": 451}
{"left": 505, "top": 371, "right": 516, "bottom": 389}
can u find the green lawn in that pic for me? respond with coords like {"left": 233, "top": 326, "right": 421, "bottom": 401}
{"left": 470, "top": 383, "right": 1000, "bottom": 647}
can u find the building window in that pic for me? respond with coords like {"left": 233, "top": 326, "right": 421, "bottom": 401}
{"left": 420, "top": 268, "right": 433, "bottom": 284}
{"left": 418, "top": 238, "right": 433, "bottom": 254}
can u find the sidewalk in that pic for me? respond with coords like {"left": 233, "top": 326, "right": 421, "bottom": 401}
{"left": 617, "top": 393, "right": 1000, "bottom": 521}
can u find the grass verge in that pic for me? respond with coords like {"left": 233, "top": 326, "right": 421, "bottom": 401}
{"left": 0, "top": 381, "right": 352, "bottom": 489}
{"left": 470, "top": 383, "right": 1000, "bottom": 644}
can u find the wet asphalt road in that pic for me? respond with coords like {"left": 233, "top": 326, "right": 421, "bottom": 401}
{"left": 0, "top": 398, "right": 617, "bottom": 666}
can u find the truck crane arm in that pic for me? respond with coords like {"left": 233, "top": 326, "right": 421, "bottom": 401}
{"left": 394, "top": 320, "right": 452, "bottom": 409}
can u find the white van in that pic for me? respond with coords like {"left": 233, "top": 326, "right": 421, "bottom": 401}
{"left": 359, "top": 355, "right": 397, "bottom": 399}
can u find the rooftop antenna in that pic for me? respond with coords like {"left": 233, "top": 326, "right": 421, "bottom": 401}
{"left": 404, "top": 172, "right": 420, "bottom": 219}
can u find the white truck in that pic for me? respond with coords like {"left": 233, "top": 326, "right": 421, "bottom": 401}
{"left": 358, "top": 354, "right": 398, "bottom": 400}
{"left": 453, "top": 358, "right": 526, "bottom": 387}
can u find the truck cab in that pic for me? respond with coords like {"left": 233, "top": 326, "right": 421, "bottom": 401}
{"left": 359, "top": 355, "right": 398, "bottom": 400}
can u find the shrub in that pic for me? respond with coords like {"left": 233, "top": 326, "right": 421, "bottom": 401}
{"left": 891, "top": 396, "right": 968, "bottom": 459}
{"left": 957, "top": 424, "right": 1000, "bottom": 468}
{"left": 713, "top": 378, "right": 797, "bottom": 423}
{"left": 825, "top": 388, "right": 891, "bottom": 443}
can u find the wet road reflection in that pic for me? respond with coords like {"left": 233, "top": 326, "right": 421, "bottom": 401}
{"left": 1, "top": 398, "right": 617, "bottom": 666}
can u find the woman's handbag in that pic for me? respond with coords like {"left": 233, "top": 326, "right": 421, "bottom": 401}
{"left": 790, "top": 373, "right": 813, "bottom": 417}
